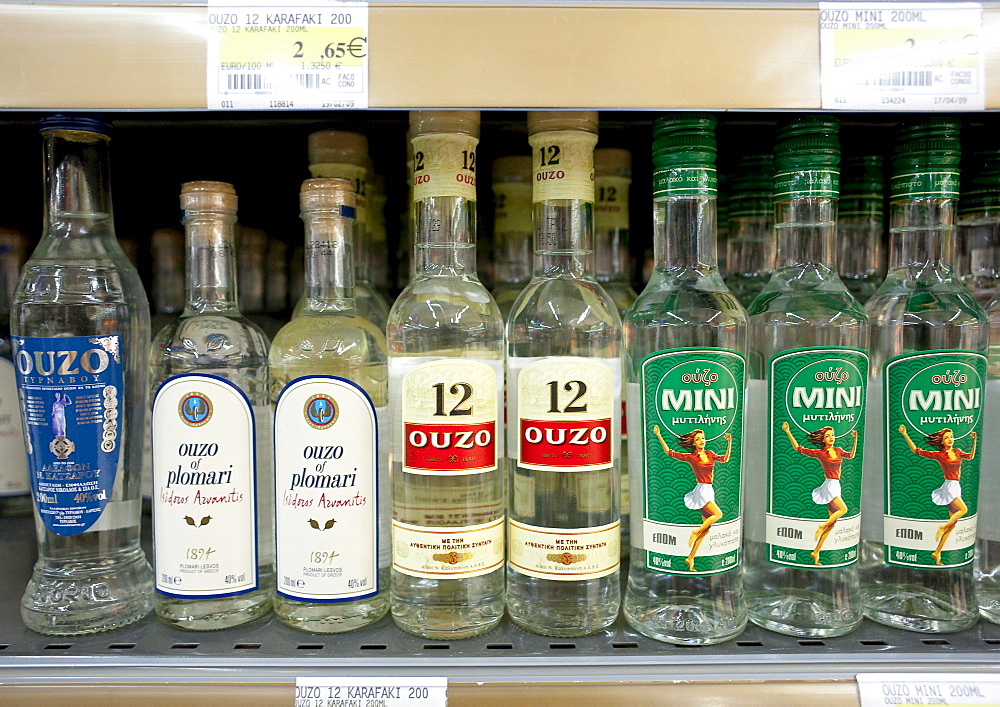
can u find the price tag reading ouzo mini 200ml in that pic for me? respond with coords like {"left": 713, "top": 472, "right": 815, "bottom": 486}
{"left": 819, "top": 2, "right": 984, "bottom": 111}
{"left": 207, "top": 0, "right": 368, "bottom": 110}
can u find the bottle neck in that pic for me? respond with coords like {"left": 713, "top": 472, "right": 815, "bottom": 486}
{"left": 183, "top": 212, "right": 240, "bottom": 315}
{"left": 413, "top": 196, "right": 478, "bottom": 278}
{"left": 153, "top": 251, "right": 185, "bottom": 315}
{"left": 494, "top": 229, "right": 531, "bottom": 284}
{"left": 888, "top": 198, "right": 955, "bottom": 275}
{"left": 302, "top": 209, "right": 356, "bottom": 314}
{"left": 773, "top": 197, "right": 838, "bottom": 270}
{"left": 726, "top": 213, "right": 774, "bottom": 276}
{"left": 653, "top": 195, "right": 718, "bottom": 273}
{"left": 838, "top": 196, "right": 884, "bottom": 278}
{"left": 533, "top": 200, "right": 594, "bottom": 279}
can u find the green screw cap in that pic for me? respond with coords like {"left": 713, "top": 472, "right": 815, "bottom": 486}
{"left": 774, "top": 116, "right": 840, "bottom": 172}
{"left": 959, "top": 148, "right": 1000, "bottom": 213}
{"left": 841, "top": 155, "right": 884, "bottom": 197}
{"left": 893, "top": 118, "right": 961, "bottom": 174}
{"left": 652, "top": 113, "right": 717, "bottom": 169}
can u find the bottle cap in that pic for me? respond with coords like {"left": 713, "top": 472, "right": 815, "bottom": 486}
{"left": 652, "top": 114, "right": 716, "bottom": 169}
{"left": 492, "top": 155, "right": 532, "bottom": 182}
{"left": 959, "top": 148, "right": 1000, "bottom": 213}
{"left": 728, "top": 154, "right": 773, "bottom": 217}
{"left": 527, "top": 111, "right": 598, "bottom": 136}
{"left": 38, "top": 114, "right": 112, "bottom": 136}
{"left": 300, "top": 177, "right": 357, "bottom": 212}
{"left": 308, "top": 129, "right": 368, "bottom": 167}
{"left": 841, "top": 155, "right": 884, "bottom": 197}
{"left": 595, "top": 148, "right": 632, "bottom": 178}
{"left": 180, "top": 180, "right": 237, "bottom": 212}
{"left": 893, "top": 118, "right": 961, "bottom": 173}
{"left": 409, "top": 111, "right": 479, "bottom": 138}
{"left": 773, "top": 116, "right": 840, "bottom": 172}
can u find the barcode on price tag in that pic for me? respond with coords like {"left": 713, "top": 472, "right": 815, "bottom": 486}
{"left": 207, "top": 0, "right": 368, "bottom": 110}
{"left": 819, "top": 2, "right": 984, "bottom": 111}
{"left": 295, "top": 677, "right": 447, "bottom": 707}
{"left": 857, "top": 673, "right": 1000, "bottom": 705}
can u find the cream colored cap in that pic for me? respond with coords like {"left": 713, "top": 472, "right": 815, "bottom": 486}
{"left": 300, "top": 177, "right": 357, "bottom": 210}
{"left": 493, "top": 155, "right": 532, "bottom": 182}
{"left": 308, "top": 129, "right": 368, "bottom": 166}
{"left": 528, "top": 111, "right": 598, "bottom": 136}
{"left": 595, "top": 148, "right": 632, "bottom": 177}
{"left": 180, "top": 181, "right": 237, "bottom": 212}
{"left": 409, "top": 111, "right": 480, "bottom": 138}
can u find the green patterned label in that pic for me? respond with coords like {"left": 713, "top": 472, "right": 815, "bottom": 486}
{"left": 958, "top": 188, "right": 1000, "bottom": 215}
{"left": 773, "top": 170, "right": 839, "bottom": 201}
{"left": 889, "top": 172, "right": 960, "bottom": 201}
{"left": 767, "top": 348, "right": 868, "bottom": 569}
{"left": 838, "top": 195, "right": 884, "bottom": 220}
{"left": 883, "top": 351, "right": 984, "bottom": 569}
{"left": 652, "top": 167, "right": 717, "bottom": 198}
{"left": 639, "top": 349, "right": 744, "bottom": 575}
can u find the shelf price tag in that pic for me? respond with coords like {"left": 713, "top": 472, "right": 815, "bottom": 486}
{"left": 819, "top": 2, "right": 983, "bottom": 111}
{"left": 207, "top": 0, "right": 368, "bottom": 110}
{"left": 295, "top": 677, "right": 447, "bottom": 707}
{"left": 857, "top": 674, "right": 1000, "bottom": 705}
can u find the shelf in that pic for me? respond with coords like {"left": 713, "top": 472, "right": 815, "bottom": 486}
{"left": 1, "top": 516, "right": 998, "bottom": 705}
{"left": 2, "top": 0, "right": 999, "bottom": 112}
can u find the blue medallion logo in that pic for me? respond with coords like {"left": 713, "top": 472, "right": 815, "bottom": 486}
{"left": 179, "top": 392, "right": 213, "bottom": 427}
{"left": 305, "top": 394, "right": 338, "bottom": 430}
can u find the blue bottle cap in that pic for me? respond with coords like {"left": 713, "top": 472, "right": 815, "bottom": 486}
{"left": 37, "top": 114, "right": 112, "bottom": 136}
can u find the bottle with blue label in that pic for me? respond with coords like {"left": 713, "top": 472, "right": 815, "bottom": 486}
{"left": 149, "top": 181, "right": 273, "bottom": 630}
{"left": 11, "top": 115, "right": 153, "bottom": 634}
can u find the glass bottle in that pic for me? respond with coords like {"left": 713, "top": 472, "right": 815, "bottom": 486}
{"left": 150, "top": 227, "right": 185, "bottom": 338}
{"left": 269, "top": 178, "right": 389, "bottom": 632}
{"left": 369, "top": 172, "right": 393, "bottom": 299}
{"left": 12, "top": 115, "right": 153, "bottom": 634}
{"left": 387, "top": 111, "right": 505, "bottom": 640}
{"left": 265, "top": 238, "right": 289, "bottom": 318}
{"left": 0, "top": 228, "right": 31, "bottom": 516}
{"left": 149, "top": 181, "right": 273, "bottom": 630}
{"left": 838, "top": 156, "right": 886, "bottom": 304}
{"left": 306, "top": 130, "right": 390, "bottom": 331}
{"left": 491, "top": 155, "right": 533, "bottom": 320}
{"left": 981, "top": 247, "right": 1000, "bottom": 624}
{"left": 861, "top": 119, "right": 985, "bottom": 633}
{"left": 507, "top": 111, "right": 622, "bottom": 637}
{"left": 716, "top": 175, "right": 730, "bottom": 275}
{"left": 622, "top": 114, "right": 748, "bottom": 645}
{"left": 957, "top": 150, "right": 1000, "bottom": 305}
{"left": 238, "top": 226, "right": 283, "bottom": 340}
{"left": 744, "top": 116, "right": 868, "bottom": 637}
{"left": 724, "top": 154, "right": 775, "bottom": 307}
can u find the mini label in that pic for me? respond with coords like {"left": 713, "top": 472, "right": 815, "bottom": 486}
{"left": 508, "top": 519, "right": 620, "bottom": 580}
{"left": 152, "top": 374, "right": 258, "bottom": 598}
{"left": 411, "top": 133, "right": 478, "bottom": 202}
{"left": 274, "top": 376, "right": 379, "bottom": 601}
{"left": 767, "top": 348, "right": 868, "bottom": 568}
{"left": 883, "top": 351, "right": 984, "bottom": 568}
{"left": 856, "top": 673, "right": 1000, "bottom": 707}
{"left": 890, "top": 171, "right": 960, "bottom": 200}
{"left": 295, "top": 677, "right": 448, "bottom": 707}
{"left": 13, "top": 335, "right": 124, "bottom": 536}
{"left": 392, "top": 358, "right": 502, "bottom": 476}
{"left": 0, "top": 357, "right": 29, "bottom": 496}
{"left": 528, "top": 130, "right": 597, "bottom": 202}
{"left": 493, "top": 182, "right": 534, "bottom": 234}
{"left": 308, "top": 162, "right": 368, "bottom": 226}
{"left": 511, "top": 356, "right": 620, "bottom": 472}
{"left": 639, "top": 349, "right": 745, "bottom": 575}
{"left": 652, "top": 167, "right": 717, "bottom": 198}
{"left": 595, "top": 174, "right": 631, "bottom": 230}
{"left": 773, "top": 170, "right": 840, "bottom": 201}
{"left": 392, "top": 518, "right": 505, "bottom": 579}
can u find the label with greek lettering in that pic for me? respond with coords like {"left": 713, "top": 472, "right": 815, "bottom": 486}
{"left": 883, "top": 351, "right": 984, "bottom": 569}
{"left": 595, "top": 175, "right": 631, "bottom": 230}
{"left": 652, "top": 167, "right": 717, "bottom": 198}
{"left": 13, "top": 335, "right": 124, "bottom": 536}
{"left": 274, "top": 376, "right": 380, "bottom": 601}
{"left": 392, "top": 517, "right": 505, "bottom": 579}
{"left": 0, "top": 357, "right": 29, "bottom": 496}
{"left": 507, "top": 519, "right": 620, "bottom": 580}
{"left": 308, "top": 162, "right": 368, "bottom": 226}
{"left": 529, "top": 130, "right": 597, "bottom": 202}
{"left": 152, "top": 374, "right": 258, "bottom": 597}
{"left": 890, "top": 171, "right": 960, "bottom": 201}
{"left": 411, "top": 133, "right": 478, "bottom": 202}
{"left": 773, "top": 170, "right": 840, "bottom": 201}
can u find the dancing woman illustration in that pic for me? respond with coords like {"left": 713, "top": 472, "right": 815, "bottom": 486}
{"left": 780, "top": 422, "right": 856, "bottom": 565}
{"left": 897, "top": 425, "right": 976, "bottom": 565}
{"left": 51, "top": 392, "right": 72, "bottom": 438}
{"left": 651, "top": 425, "right": 731, "bottom": 571}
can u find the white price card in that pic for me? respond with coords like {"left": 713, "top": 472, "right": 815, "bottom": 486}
{"left": 207, "top": 0, "right": 368, "bottom": 110}
{"left": 295, "top": 677, "right": 447, "bottom": 707}
{"left": 819, "top": 2, "right": 983, "bottom": 111}
{"left": 858, "top": 674, "right": 1000, "bottom": 706}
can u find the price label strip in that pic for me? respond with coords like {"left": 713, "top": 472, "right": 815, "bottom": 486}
{"left": 819, "top": 2, "right": 983, "bottom": 111}
{"left": 857, "top": 674, "right": 1000, "bottom": 706}
{"left": 207, "top": 0, "right": 368, "bottom": 110}
{"left": 295, "top": 677, "right": 447, "bottom": 707}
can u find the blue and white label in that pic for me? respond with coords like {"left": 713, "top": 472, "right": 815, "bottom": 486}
{"left": 12, "top": 335, "right": 124, "bottom": 535}
{"left": 152, "top": 373, "right": 258, "bottom": 598}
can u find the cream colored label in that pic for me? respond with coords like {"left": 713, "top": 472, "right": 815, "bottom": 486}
{"left": 412, "top": 133, "right": 478, "bottom": 202}
{"left": 529, "top": 130, "right": 597, "bottom": 203}
{"left": 392, "top": 517, "right": 505, "bottom": 579}
{"left": 308, "top": 162, "right": 368, "bottom": 226}
{"left": 493, "top": 182, "right": 534, "bottom": 234}
{"left": 508, "top": 518, "right": 620, "bottom": 580}
{"left": 0, "top": 358, "right": 28, "bottom": 495}
{"left": 595, "top": 175, "right": 631, "bottom": 231}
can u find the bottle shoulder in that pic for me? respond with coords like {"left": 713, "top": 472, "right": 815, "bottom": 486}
{"left": 150, "top": 313, "right": 271, "bottom": 370}
{"left": 387, "top": 276, "right": 504, "bottom": 332}
{"left": 508, "top": 277, "right": 622, "bottom": 332}
{"left": 270, "top": 314, "right": 388, "bottom": 364}
{"left": 748, "top": 269, "right": 868, "bottom": 325}
{"left": 866, "top": 278, "right": 986, "bottom": 328}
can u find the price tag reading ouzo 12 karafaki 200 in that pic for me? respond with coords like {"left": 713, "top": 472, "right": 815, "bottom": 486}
{"left": 819, "top": 2, "right": 983, "bottom": 111}
{"left": 207, "top": 0, "right": 368, "bottom": 110}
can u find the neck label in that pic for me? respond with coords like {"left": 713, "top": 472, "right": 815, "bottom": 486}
{"left": 652, "top": 167, "right": 716, "bottom": 198}
{"left": 529, "top": 130, "right": 597, "bottom": 203}
{"left": 774, "top": 170, "right": 840, "bottom": 201}
{"left": 595, "top": 175, "right": 632, "bottom": 229}
{"left": 493, "top": 182, "right": 534, "bottom": 235}
{"left": 411, "top": 133, "right": 478, "bottom": 202}
{"left": 890, "top": 171, "right": 960, "bottom": 200}
{"left": 309, "top": 162, "right": 368, "bottom": 226}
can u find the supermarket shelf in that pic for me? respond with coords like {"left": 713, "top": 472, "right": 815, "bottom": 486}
{"left": 1, "top": 0, "right": 998, "bottom": 112}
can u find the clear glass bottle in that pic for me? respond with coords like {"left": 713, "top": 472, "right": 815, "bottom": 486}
{"left": 744, "top": 116, "right": 868, "bottom": 637}
{"left": 149, "top": 181, "right": 273, "bottom": 630}
{"left": 724, "top": 154, "right": 775, "bottom": 307}
{"left": 12, "top": 115, "right": 153, "bottom": 634}
{"left": 861, "top": 118, "right": 985, "bottom": 633}
{"left": 387, "top": 111, "right": 505, "bottom": 640}
{"left": 306, "top": 130, "right": 390, "bottom": 331}
{"left": 369, "top": 171, "right": 393, "bottom": 299}
{"left": 491, "top": 155, "right": 533, "bottom": 320}
{"left": 838, "top": 156, "right": 886, "bottom": 304}
{"left": 957, "top": 150, "right": 1000, "bottom": 305}
{"left": 0, "top": 227, "right": 31, "bottom": 516}
{"left": 265, "top": 238, "right": 289, "bottom": 318}
{"left": 981, "top": 257, "right": 1000, "bottom": 624}
{"left": 507, "top": 111, "right": 622, "bottom": 637}
{"left": 150, "top": 227, "right": 185, "bottom": 338}
{"left": 622, "top": 115, "right": 748, "bottom": 645}
{"left": 238, "top": 226, "right": 283, "bottom": 340}
{"left": 715, "top": 178, "right": 730, "bottom": 276}
{"left": 270, "top": 178, "right": 389, "bottom": 632}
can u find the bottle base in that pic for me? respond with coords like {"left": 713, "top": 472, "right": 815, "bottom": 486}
{"left": 155, "top": 588, "right": 273, "bottom": 631}
{"left": 623, "top": 598, "right": 746, "bottom": 646}
{"left": 21, "top": 548, "right": 153, "bottom": 636}
{"left": 863, "top": 584, "right": 979, "bottom": 633}
{"left": 746, "top": 590, "right": 862, "bottom": 638}
{"left": 275, "top": 594, "right": 389, "bottom": 634}
{"left": 391, "top": 603, "right": 503, "bottom": 640}
{"left": 507, "top": 598, "right": 617, "bottom": 638}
